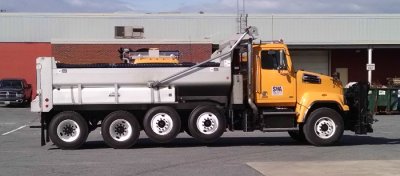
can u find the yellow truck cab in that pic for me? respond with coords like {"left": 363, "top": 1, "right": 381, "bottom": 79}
{"left": 248, "top": 41, "right": 372, "bottom": 145}
{"left": 253, "top": 43, "right": 348, "bottom": 121}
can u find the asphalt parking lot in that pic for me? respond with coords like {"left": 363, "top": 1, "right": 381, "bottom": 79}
{"left": 1, "top": 106, "right": 400, "bottom": 176}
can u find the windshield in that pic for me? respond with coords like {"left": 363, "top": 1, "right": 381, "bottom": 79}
{"left": 0, "top": 80, "right": 23, "bottom": 89}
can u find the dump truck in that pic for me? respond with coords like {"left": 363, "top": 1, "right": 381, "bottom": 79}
{"left": 31, "top": 27, "right": 373, "bottom": 149}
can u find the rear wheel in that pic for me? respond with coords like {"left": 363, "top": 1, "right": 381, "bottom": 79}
{"left": 143, "top": 106, "right": 181, "bottom": 143}
{"left": 48, "top": 111, "right": 89, "bottom": 150}
{"left": 303, "top": 108, "right": 344, "bottom": 146}
{"left": 101, "top": 111, "right": 140, "bottom": 149}
{"left": 188, "top": 105, "right": 226, "bottom": 143}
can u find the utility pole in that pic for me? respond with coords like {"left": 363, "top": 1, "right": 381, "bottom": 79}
{"left": 367, "top": 47, "right": 374, "bottom": 84}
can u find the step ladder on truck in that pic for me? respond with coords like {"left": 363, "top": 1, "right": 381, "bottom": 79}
{"left": 31, "top": 26, "right": 374, "bottom": 149}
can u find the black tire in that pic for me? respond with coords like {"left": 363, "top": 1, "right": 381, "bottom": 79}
{"left": 101, "top": 111, "right": 141, "bottom": 149}
{"left": 143, "top": 106, "right": 181, "bottom": 143}
{"left": 22, "top": 98, "right": 31, "bottom": 107}
{"left": 303, "top": 108, "right": 344, "bottom": 146}
{"left": 48, "top": 111, "right": 89, "bottom": 150}
{"left": 188, "top": 105, "right": 226, "bottom": 143}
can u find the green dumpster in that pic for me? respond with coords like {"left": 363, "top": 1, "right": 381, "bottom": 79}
{"left": 398, "top": 90, "right": 400, "bottom": 111}
{"left": 376, "top": 89, "right": 390, "bottom": 113}
{"left": 368, "top": 89, "right": 377, "bottom": 113}
{"left": 389, "top": 89, "right": 398, "bottom": 111}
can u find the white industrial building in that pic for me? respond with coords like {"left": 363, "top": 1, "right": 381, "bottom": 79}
{"left": 1, "top": 13, "right": 400, "bottom": 90}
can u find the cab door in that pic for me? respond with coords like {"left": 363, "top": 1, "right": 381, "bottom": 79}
{"left": 255, "top": 49, "right": 296, "bottom": 106}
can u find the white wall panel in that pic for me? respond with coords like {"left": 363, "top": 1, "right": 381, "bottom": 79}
{"left": 290, "top": 50, "right": 329, "bottom": 75}
{"left": 1, "top": 13, "right": 400, "bottom": 45}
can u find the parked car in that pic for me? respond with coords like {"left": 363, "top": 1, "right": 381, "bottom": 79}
{"left": 0, "top": 78, "right": 32, "bottom": 106}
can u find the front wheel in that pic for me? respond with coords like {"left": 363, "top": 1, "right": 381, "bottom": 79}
{"left": 303, "top": 108, "right": 344, "bottom": 146}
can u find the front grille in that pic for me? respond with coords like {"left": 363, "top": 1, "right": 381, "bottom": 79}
{"left": 0, "top": 91, "right": 17, "bottom": 98}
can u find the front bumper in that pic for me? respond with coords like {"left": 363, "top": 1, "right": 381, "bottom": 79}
{"left": 0, "top": 99, "right": 26, "bottom": 105}
{"left": 344, "top": 82, "right": 374, "bottom": 134}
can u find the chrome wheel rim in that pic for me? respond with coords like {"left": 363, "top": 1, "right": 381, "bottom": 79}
{"left": 150, "top": 113, "right": 173, "bottom": 135}
{"left": 314, "top": 117, "right": 336, "bottom": 139}
{"left": 196, "top": 112, "right": 219, "bottom": 135}
{"left": 57, "top": 119, "right": 81, "bottom": 142}
{"left": 109, "top": 119, "right": 132, "bottom": 142}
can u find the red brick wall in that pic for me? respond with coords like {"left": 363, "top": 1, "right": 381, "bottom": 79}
{"left": 0, "top": 43, "right": 52, "bottom": 97}
{"left": 331, "top": 48, "right": 400, "bottom": 85}
{"left": 52, "top": 44, "right": 212, "bottom": 64}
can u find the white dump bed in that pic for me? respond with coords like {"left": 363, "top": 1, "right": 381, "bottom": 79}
{"left": 31, "top": 57, "right": 231, "bottom": 112}
{"left": 31, "top": 27, "right": 257, "bottom": 112}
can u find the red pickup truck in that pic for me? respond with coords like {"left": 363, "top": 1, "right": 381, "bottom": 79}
{"left": 0, "top": 78, "right": 32, "bottom": 106}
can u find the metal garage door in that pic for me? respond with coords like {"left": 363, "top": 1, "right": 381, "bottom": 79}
{"left": 290, "top": 50, "right": 329, "bottom": 75}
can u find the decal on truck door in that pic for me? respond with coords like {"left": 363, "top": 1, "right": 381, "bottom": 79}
{"left": 272, "top": 86, "right": 283, "bottom": 96}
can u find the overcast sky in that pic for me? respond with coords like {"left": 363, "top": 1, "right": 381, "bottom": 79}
{"left": 0, "top": 0, "right": 400, "bottom": 13}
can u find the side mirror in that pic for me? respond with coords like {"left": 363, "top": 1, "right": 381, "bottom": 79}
{"left": 26, "top": 84, "right": 32, "bottom": 89}
{"left": 278, "top": 50, "right": 287, "bottom": 70}
{"left": 278, "top": 69, "right": 289, "bottom": 76}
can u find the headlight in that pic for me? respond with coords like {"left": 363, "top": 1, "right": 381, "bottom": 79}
{"left": 17, "top": 91, "right": 24, "bottom": 97}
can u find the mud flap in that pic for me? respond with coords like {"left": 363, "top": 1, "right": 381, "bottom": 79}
{"left": 345, "top": 82, "right": 374, "bottom": 134}
{"left": 40, "top": 112, "right": 50, "bottom": 146}
{"left": 40, "top": 113, "right": 45, "bottom": 146}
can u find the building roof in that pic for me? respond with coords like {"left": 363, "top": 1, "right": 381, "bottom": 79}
{"left": 1, "top": 13, "right": 400, "bottom": 46}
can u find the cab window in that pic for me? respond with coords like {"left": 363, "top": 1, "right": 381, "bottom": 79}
{"left": 261, "top": 50, "right": 287, "bottom": 70}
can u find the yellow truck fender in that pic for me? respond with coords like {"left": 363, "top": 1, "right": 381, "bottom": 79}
{"left": 296, "top": 92, "right": 349, "bottom": 123}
